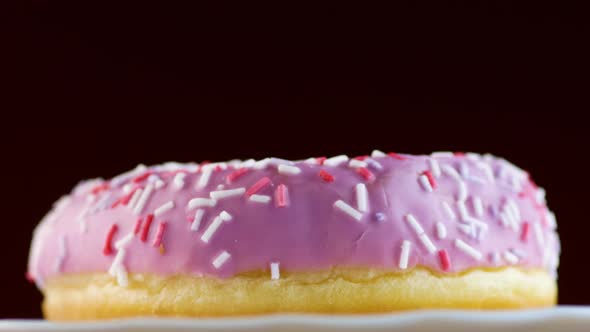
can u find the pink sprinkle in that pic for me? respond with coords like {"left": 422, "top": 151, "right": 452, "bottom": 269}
{"left": 422, "top": 170, "right": 437, "bottom": 189}
{"left": 521, "top": 222, "right": 530, "bottom": 242}
{"left": 438, "top": 249, "right": 451, "bottom": 271}
{"left": 246, "top": 177, "right": 271, "bottom": 196}
{"left": 356, "top": 167, "right": 375, "bottom": 181}
{"left": 388, "top": 152, "right": 406, "bottom": 160}
{"left": 226, "top": 168, "right": 249, "bottom": 184}
{"left": 316, "top": 157, "right": 327, "bottom": 165}
{"left": 275, "top": 184, "right": 288, "bottom": 207}
{"left": 319, "top": 170, "right": 335, "bottom": 182}
{"left": 133, "top": 217, "right": 143, "bottom": 235}
{"left": 132, "top": 171, "right": 152, "bottom": 183}
{"left": 25, "top": 272, "right": 35, "bottom": 283}
{"left": 152, "top": 221, "right": 168, "bottom": 247}
{"left": 140, "top": 214, "right": 154, "bottom": 242}
{"left": 103, "top": 224, "right": 119, "bottom": 256}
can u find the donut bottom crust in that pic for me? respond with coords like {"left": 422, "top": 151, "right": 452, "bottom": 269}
{"left": 43, "top": 267, "right": 556, "bottom": 321}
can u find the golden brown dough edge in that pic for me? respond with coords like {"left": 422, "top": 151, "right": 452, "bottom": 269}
{"left": 42, "top": 267, "right": 556, "bottom": 321}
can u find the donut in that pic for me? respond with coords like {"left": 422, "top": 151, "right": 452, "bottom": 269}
{"left": 28, "top": 151, "right": 560, "bottom": 320}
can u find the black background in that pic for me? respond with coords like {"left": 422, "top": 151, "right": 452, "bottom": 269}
{"left": 2, "top": 1, "right": 589, "bottom": 318}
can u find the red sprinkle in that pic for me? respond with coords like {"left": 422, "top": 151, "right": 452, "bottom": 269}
{"left": 356, "top": 167, "right": 375, "bottom": 181}
{"left": 316, "top": 157, "right": 327, "bottom": 165}
{"left": 521, "top": 222, "right": 530, "bottom": 242}
{"left": 353, "top": 155, "right": 369, "bottom": 161}
{"left": 214, "top": 165, "right": 223, "bottom": 172}
{"left": 421, "top": 170, "right": 437, "bottom": 189}
{"left": 275, "top": 184, "right": 288, "bottom": 207}
{"left": 133, "top": 217, "right": 143, "bottom": 235}
{"left": 102, "top": 224, "right": 119, "bottom": 256}
{"left": 91, "top": 183, "right": 110, "bottom": 195}
{"left": 319, "top": 170, "right": 335, "bottom": 182}
{"left": 438, "top": 249, "right": 451, "bottom": 271}
{"left": 454, "top": 152, "right": 465, "bottom": 157}
{"left": 152, "top": 221, "right": 168, "bottom": 247}
{"left": 387, "top": 152, "right": 406, "bottom": 160}
{"left": 121, "top": 188, "right": 138, "bottom": 205}
{"left": 246, "top": 177, "right": 271, "bottom": 196}
{"left": 25, "top": 272, "right": 35, "bottom": 283}
{"left": 226, "top": 168, "right": 249, "bottom": 184}
{"left": 140, "top": 214, "right": 154, "bottom": 242}
{"left": 110, "top": 197, "right": 123, "bottom": 209}
{"left": 132, "top": 171, "right": 152, "bottom": 183}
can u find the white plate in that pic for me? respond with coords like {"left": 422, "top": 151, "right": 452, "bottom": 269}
{"left": 2, "top": 306, "right": 590, "bottom": 332}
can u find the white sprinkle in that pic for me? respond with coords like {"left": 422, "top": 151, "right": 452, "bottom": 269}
{"left": 201, "top": 216, "right": 224, "bottom": 243}
{"left": 76, "top": 203, "right": 91, "bottom": 233}
{"left": 249, "top": 194, "right": 271, "bottom": 203}
{"left": 270, "top": 158, "right": 295, "bottom": 166}
{"left": 459, "top": 163, "right": 470, "bottom": 179}
{"left": 399, "top": 240, "right": 411, "bottom": 269}
{"left": 441, "top": 164, "right": 461, "bottom": 181}
{"left": 534, "top": 222, "right": 545, "bottom": 247}
{"left": 507, "top": 199, "right": 521, "bottom": 222}
{"left": 467, "top": 175, "right": 486, "bottom": 184}
{"left": 466, "top": 153, "right": 480, "bottom": 161}
{"left": 418, "top": 175, "right": 433, "bottom": 192}
{"left": 212, "top": 251, "right": 231, "bottom": 269}
{"left": 428, "top": 158, "right": 441, "bottom": 178}
{"left": 114, "top": 232, "right": 134, "bottom": 250}
{"left": 457, "top": 200, "right": 469, "bottom": 221}
{"left": 108, "top": 248, "right": 126, "bottom": 276}
{"left": 404, "top": 214, "right": 424, "bottom": 234}
{"left": 187, "top": 197, "right": 217, "bottom": 210}
{"left": 355, "top": 183, "right": 368, "bottom": 213}
{"left": 270, "top": 262, "right": 280, "bottom": 280}
{"left": 253, "top": 158, "right": 272, "bottom": 170}
{"left": 464, "top": 216, "right": 489, "bottom": 231}
{"left": 457, "top": 181, "right": 468, "bottom": 202}
{"left": 334, "top": 200, "right": 363, "bottom": 221}
{"left": 419, "top": 233, "right": 437, "bottom": 254}
{"left": 210, "top": 188, "right": 246, "bottom": 200}
{"left": 153, "top": 179, "right": 165, "bottom": 190}
{"left": 127, "top": 188, "right": 143, "bottom": 210}
{"left": 54, "top": 236, "right": 67, "bottom": 272}
{"left": 240, "top": 159, "right": 256, "bottom": 169}
{"left": 458, "top": 223, "right": 475, "bottom": 238}
{"left": 349, "top": 159, "right": 368, "bottom": 168}
{"left": 454, "top": 239, "right": 482, "bottom": 260}
{"left": 365, "top": 158, "right": 383, "bottom": 170}
{"left": 476, "top": 162, "right": 495, "bottom": 183}
{"left": 371, "top": 149, "right": 387, "bottom": 158}
{"left": 133, "top": 184, "right": 154, "bottom": 215}
{"left": 153, "top": 201, "right": 175, "bottom": 217}
{"left": 303, "top": 157, "right": 318, "bottom": 165}
{"left": 536, "top": 188, "right": 546, "bottom": 205}
{"left": 324, "top": 155, "right": 349, "bottom": 167}
{"left": 277, "top": 164, "right": 302, "bottom": 175}
{"left": 441, "top": 201, "right": 457, "bottom": 220}
{"left": 490, "top": 251, "right": 501, "bottom": 265}
{"left": 196, "top": 167, "right": 213, "bottom": 189}
{"left": 216, "top": 184, "right": 225, "bottom": 190}
{"left": 116, "top": 268, "right": 128, "bottom": 287}
{"left": 436, "top": 222, "right": 447, "bottom": 239}
{"left": 546, "top": 211, "right": 557, "bottom": 230}
{"left": 191, "top": 209, "right": 205, "bottom": 231}
{"left": 499, "top": 211, "right": 511, "bottom": 228}
{"left": 122, "top": 184, "right": 132, "bottom": 194}
{"left": 220, "top": 210, "right": 233, "bottom": 221}
{"left": 431, "top": 151, "right": 454, "bottom": 158}
{"left": 471, "top": 196, "right": 484, "bottom": 217}
{"left": 503, "top": 251, "right": 519, "bottom": 264}
{"left": 172, "top": 173, "right": 186, "bottom": 190}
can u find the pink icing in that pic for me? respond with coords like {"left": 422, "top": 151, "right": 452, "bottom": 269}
{"left": 28, "top": 151, "right": 560, "bottom": 288}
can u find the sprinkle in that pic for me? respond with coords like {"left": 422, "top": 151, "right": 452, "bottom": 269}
{"left": 270, "top": 262, "right": 280, "bottom": 280}
{"left": 503, "top": 251, "right": 519, "bottom": 264}
{"left": 533, "top": 222, "right": 545, "bottom": 247}
{"left": 374, "top": 212, "right": 386, "bottom": 222}
{"left": 349, "top": 159, "right": 368, "bottom": 168}
{"left": 127, "top": 187, "right": 143, "bottom": 210}
{"left": 316, "top": 157, "right": 327, "bottom": 165}
{"left": 454, "top": 239, "right": 482, "bottom": 260}
{"left": 114, "top": 232, "right": 134, "bottom": 250}
{"left": 90, "top": 182, "right": 110, "bottom": 195}
{"left": 404, "top": 214, "right": 424, "bottom": 234}
{"left": 459, "top": 163, "right": 470, "bottom": 179}
{"left": 196, "top": 167, "right": 213, "bottom": 189}
{"left": 457, "top": 200, "right": 469, "bottom": 221}
{"left": 441, "top": 165, "right": 461, "bottom": 181}
{"left": 457, "top": 181, "right": 467, "bottom": 202}
{"left": 388, "top": 152, "right": 406, "bottom": 160}
{"left": 121, "top": 188, "right": 137, "bottom": 206}
{"left": 132, "top": 184, "right": 154, "bottom": 215}
{"left": 172, "top": 173, "right": 186, "bottom": 190}
{"left": 187, "top": 198, "right": 217, "bottom": 210}
{"left": 278, "top": 164, "right": 301, "bottom": 176}
{"left": 507, "top": 199, "right": 521, "bottom": 222}
{"left": 319, "top": 170, "right": 335, "bottom": 182}
{"left": 418, "top": 174, "right": 433, "bottom": 192}
{"left": 212, "top": 251, "right": 231, "bottom": 269}
{"left": 438, "top": 249, "right": 451, "bottom": 271}
{"left": 253, "top": 158, "right": 271, "bottom": 170}
{"left": 133, "top": 217, "right": 143, "bottom": 235}
{"left": 423, "top": 170, "right": 437, "bottom": 188}
{"left": 152, "top": 221, "right": 167, "bottom": 247}
{"left": 226, "top": 168, "right": 249, "bottom": 184}
{"left": 471, "top": 196, "right": 484, "bottom": 217}
{"left": 546, "top": 211, "right": 557, "bottom": 230}
{"left": 108, "top": 248, "right": 125, "bottom": 275}
{"left": 419, "top": 233, "right": 437, "bottom": 254}
{"left": 220, "top": 210, "right": 233, "bottom": 221}
{"left": 371, "top": 149, "right": 386, "bottom": 158}
{"left": 458, "top": 223, "right": 475, "bottom": 238}
{"left": 275, "top": 184, "right": 289, "bottom": 207}
{"left": 153, "top": 178, "right": 165, "bottom": 190}
{"left": 428, "top": 158, "right": 441, "bottom": 177}
{"left": 334, "top": 200, "right": 363, "bottom": 221}
{"left": 245, "top": 177, "right": 271, "bottom": 197}
{"left": 54, "top": 236, "right": 67, "bottom": 272}
{"left": 110, "top": 197, "right": 123, "bottom": 209}
{"left": 324, "top": 155, "right": 349, "bottom": 167}
{"left": 454, "top": 152, "right": 465, "bottom": 157}
{"left": 436, "top": 222, "right": 447, "bottom": 239}
{"left": 190, "top": 209, "right": 205, "bottom": 231}
{"left": 466, "top": 153, "right": 480, "bottom": 161}
{"left": 365, "top": 158, "right": 383, "bottom": 170}
{"left": 201, "top": 216, "right": 224, "bottom": 243}
{"left": 355, "top": 183, "right": 368, "bottom": 212}
{"left": 249, "top": 194, "right": 271, "bottom": 203}
{"left": 476, "top": 162, "right": 495, "bottom": 183}
{"left": 210, "top": 188, "right": 246, "bottom": 200}
{"left": 153, "top": 201, "right": 175, "bottom": 217}
{"left": 304, "top": 157, "right": 318, "bottom": 165}
{"left": 399, "top": 240, "right": 411, "bottom": 269}
{"left": 441, "top": 201, "right": 456, "bottom": 220}
{"left": 356, "top": 167, "right": 375, "bottom": 182}
{"left": 520, "top": 222, "right": 530, "bottom": 242}
{"left": 464, "top": 216, "right": 489, "bottom": 231}
{"left": 489, "top": 252, "right": 501, "bottom": 265}
{"left": 132, "top": 171, "right": 152, "bottom": 184}
{"left": 139, "top": 214, "right": 154, "bottom": 242}
{"left": 102, "top": 224, "right": 119, "bottom": 256}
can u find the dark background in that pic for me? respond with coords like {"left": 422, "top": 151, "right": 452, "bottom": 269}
{"left": 2, "top": 1, "right": 589, "bottom": 318}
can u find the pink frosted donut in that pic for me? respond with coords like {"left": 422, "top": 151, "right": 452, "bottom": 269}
{"left": 28, "top": 150, "right": 560, "bottom": 320}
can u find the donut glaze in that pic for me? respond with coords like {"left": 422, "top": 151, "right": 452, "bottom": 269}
{"left": 28, "top": 151, "right": 560, "bottom": 288}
